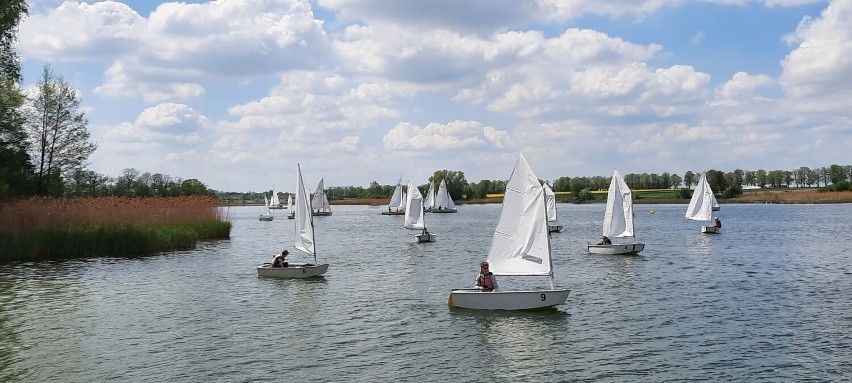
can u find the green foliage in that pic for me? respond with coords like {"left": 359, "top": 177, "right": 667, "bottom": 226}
{"left": 721, "top": 184, "right": 743, "bottom": 199}
{"left": 0, "top": 221, "right": 231, "bottom": 261}
{"left": 678, "top": 188, "right": 692, "bottom": 199}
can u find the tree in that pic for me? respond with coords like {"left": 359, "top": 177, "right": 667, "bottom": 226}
{"left": 683, "top": 171, "right": 695, "bottom": 189}
{"left": 429, "top": 170, "right": 468, "bottom": 200}
{"left": 0, "top": 0, "right": 31, "bottom": 197}
{"left": 669, "top": 174, "right": 682, "bottom": 189}
{"left": 26, "top": 65, "right": 98, "bottom": 195}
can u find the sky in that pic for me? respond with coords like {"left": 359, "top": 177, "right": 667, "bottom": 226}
{"left": 15, "top": 0, "right": 851, "bottom": 192}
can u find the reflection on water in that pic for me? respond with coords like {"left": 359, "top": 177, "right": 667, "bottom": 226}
{"left": 1, "top": 203, "right": 851, "bottom": 382}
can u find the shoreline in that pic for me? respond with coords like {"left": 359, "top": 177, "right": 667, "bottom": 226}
{"left": 221, "top": 189, "right": 852, "bottom": 207}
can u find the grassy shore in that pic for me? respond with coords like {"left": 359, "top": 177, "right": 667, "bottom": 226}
{"left": 0, "top": 196, "right": 231, "bottom": 261}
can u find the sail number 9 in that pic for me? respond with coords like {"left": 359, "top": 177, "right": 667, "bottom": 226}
{"left": 540, "top": 293, "right": 546, "bottom": 301}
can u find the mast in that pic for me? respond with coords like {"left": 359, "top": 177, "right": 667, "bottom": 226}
{"left": 542, "top": 182, "right": 555, "bottom": 289}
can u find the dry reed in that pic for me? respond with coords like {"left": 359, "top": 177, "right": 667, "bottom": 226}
{"left": 0, "top": 196, "right": 224, "bottom": 232}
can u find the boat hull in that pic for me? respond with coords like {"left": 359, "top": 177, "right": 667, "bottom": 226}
{"left": 428, "top": 208, "right": 457, "bottom": 213}
{"left": 587, "top": 243, "right": 645, "bottom": 255}
{"left": 269, "top": 206, "right": 287, "bottom": 210}
{"left": 259, "top": 215, "right": 274, "bottom": 221}
{"left": 287, "top": 214, "right": 295, "bottom": 219}
{"left": 701, "top": 226, "right": 721, "bottom": 234}
{"left": 548, "top": 224, "right": 562, "bottom": 233}
{"left": 447, "top": 288, "right": 570, "bottom": 310}
{"left": 256, "top": 263, "right": 329, "bottom": 278}
{"left": 415, "top": 233, "right": 437, "bottom": 242}
{"left": 313, "top": 211, "right": 332, "bottom": 216}
{"left": 381, "top": 210, "right": 405, "bottom": 215}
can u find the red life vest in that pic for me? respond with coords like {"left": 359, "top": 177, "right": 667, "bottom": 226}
{"left": 480, "top": 273, "right": 494, "bottom": 289}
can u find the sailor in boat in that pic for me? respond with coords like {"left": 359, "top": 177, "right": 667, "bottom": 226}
{"left": 714, "top": 217, "right": 722, "bottom": 228}
{"left": 598, "top": 236, "right": 612, "bottom": 245}
{"left": 271, "top": 250, "right": 289, "bottom": 268}
{"left": 475, "top": 261, "right": 497, "bottom": 292}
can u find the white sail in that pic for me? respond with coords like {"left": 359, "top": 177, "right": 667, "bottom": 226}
{"left": 311, "top": 178, "right": 331, "bottom": 213}
{"left": 486, "top": 153, "right": 552, "bottom": 277}
{"left": 286, "top": 193, "right": 293, "bottom": 210}
{"left": 602, "top": 169, "right": 635, "bottom": 238}
{"left": 404, "top": 181, "right": 426, "bottom": 230}
{"left": 543, "top": 183, "right": 557, "bottom": 223}
{"left": 398, "top": 190, "right": 407, "bottom": 211}
{"left": 424, "top": 182, "right": 435, "bottom": 210}
{"left": 294, "top": 164, "right": 315, "bottom": 258}
{"left": 434, "top": 179, "right": 455, "bottom": 209}
{"left": 270, "top": 185, "right": 280, "bottom": 207}
{"left": 388, "top": 178, "right": 403, "bottom": 211}
{"left": 685, "top": 172, "right": 713, "bottom": 222}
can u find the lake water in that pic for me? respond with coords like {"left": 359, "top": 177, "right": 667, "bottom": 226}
{"left": 1, "top": 203, "right": 851, "bottom": 382}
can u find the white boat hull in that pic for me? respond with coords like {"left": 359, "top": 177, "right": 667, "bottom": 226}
{"left": 415, "top": 233, "right": 437, "bottom": 242}
{"left": 447, "top": 288, "right": 570, "bottom": 310}
{"left": 259, "top": 215, "right": 274, "bottom": 221}
{"left": 257, "top": 263, "right": 328, "bottom": 278}
{"left": 702, "top": 226, "right": 721, "bottom": 234}
{"left": 587, "top": 243, "right": 645, "bottom": 255}
{"left": 548, "top": 224, "right": 562, "bottom": 233}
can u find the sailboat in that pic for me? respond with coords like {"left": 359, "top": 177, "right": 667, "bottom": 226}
{"left": 587, "top": 170, "right": 645, "bottom": 254}
{"left": 257, "top": 164, "right": 329, "bottom": 278}
{"left": 381, "top": 177, "right": 406, "bottom": 215}
{"left": 686, "top": 172, "right": 721, "bottom": 234}
{"left": 311, "top": 178, "right": 332, "bottom": 216}
{"left": 431, "top": 179, "right": 457, "bottom": 213}
{"left": 543, "top": 183, "right": 562, "bottom": 233}
{"left": 404, "top": 180, "right": 436, "bottom": 242}
{"left": 269, "top": 185, "right": 285, "bottom": 209}
{"left": 286, "top": 193, "right": 295, "bottom": 219}
{"left": 447, "top": 153, "right": 570, "bottom": 310}
{"left": 259, "top": 194, "right": 274, "bottom": 221}
{"left": 423, "top": 181, "right": 435, "bottom": 212}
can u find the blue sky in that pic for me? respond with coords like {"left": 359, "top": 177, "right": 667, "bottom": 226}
{"left": 17, "top": 0, "right": 848, "bottom": 192}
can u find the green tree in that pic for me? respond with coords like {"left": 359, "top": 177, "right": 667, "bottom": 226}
{"left": 0, "top": 0, "right": 31, "bottom": 197}
{"left": 669, "top": 174, "right": 682, "bottom": 189}
{"left": 683, "top": 171, "right": 695, "bottom": 188}
{"left": 429, "top": 170, "right": 468, "bottom": 200}
{"left": 26, "top": 65, "right": 98, "bottom": 195}
{"left": 180, "top": 178, "right": 211, "bottom": 196}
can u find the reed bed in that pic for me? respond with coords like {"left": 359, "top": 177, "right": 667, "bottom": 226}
{"left": 0, "top": 196, "right": 231, "bottom": 261}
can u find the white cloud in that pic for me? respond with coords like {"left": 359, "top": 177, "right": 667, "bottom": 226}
{"left": 780, "top": 0, "right": 852, "bottom": 112}
{"left": 383, "top": 121, "right": 511, "bottom": 150}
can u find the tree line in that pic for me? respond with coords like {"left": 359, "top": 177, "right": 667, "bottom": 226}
{"left": 301, "top": 165, "right": 852, "bottom": 203}
{"left": 0, "top": 2, "right": 215, "bottom": 199}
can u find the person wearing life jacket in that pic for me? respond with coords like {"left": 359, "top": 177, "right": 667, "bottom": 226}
{"left": 475, "top": 261, "right": 497, "bottom": 292}
{"left": 714, "top": 217, "right": 722, "bottom": 228}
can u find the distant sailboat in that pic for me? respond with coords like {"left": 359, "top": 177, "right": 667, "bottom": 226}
{"left": 259, "top": 194, "right": 274, "bottom": 221}
{"left": 447, "top": 153, "right": 570, "bottom": 310}
{"left": 686, "top": 172, "right": 721, "bottom": 234}
{"left": 544, "top": 183, "right": 562, "bottom": 233}
{"left": 382, "top": 177, "right": 406, "bottom": 215}
{"left": 311, "top": 178, "right": 332, "bottom": 216}
{"left": 286, "top": 193, "right": 295, "bottom": 219}
{"left": 587, "top": 170, "right": 645, "bottom": 254}
{"left": 431, "top": 179, "right": 457, "bottom": 213}
{"left": 257, "top": 164, "right": 329, "bottom": 278}
{"left": 269, "top": 184, "right": 285, "bottom": 209}
{"left": 424, "top": 181, "right": 435, "bottom": 212}
{"left": 404, "top": 180, "right": 436, "bottom": 242}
